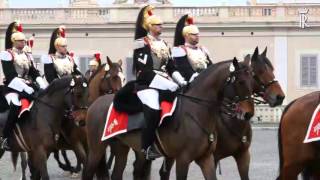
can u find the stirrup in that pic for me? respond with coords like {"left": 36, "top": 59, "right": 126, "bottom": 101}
{"left": 144, "top": 146, "right": 162, "bottom": 160}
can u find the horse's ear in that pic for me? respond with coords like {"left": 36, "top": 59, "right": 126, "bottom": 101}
{"left": 107, "top": 56, "right": 112, "bottom": 66}
{"left": 252, "top": 47, "right": 259, "bottom": 61}
{"left": 118, "top": 59, "right": 122, "bottom": 66}
{"left": 244, "top": 54, "right": 251, "bottom": 66}
{"left": 232, "top": 57, "right": 239, "bottom": 70}
{"left": 262, "top": 46, "right": 267, "bottom": 57}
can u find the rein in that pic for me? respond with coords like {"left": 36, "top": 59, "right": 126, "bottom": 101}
{"left": 174, "top": 66, "right": 252, "bottom": 145}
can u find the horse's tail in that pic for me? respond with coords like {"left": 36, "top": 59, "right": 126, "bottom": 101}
{"left": 11, "top": 152, "right": 19, "bottom": 171}
{"left": 276, "top": 100, "right": 296, "bottom": 180}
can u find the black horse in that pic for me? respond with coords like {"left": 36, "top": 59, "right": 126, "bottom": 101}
{"left": 0, "top": 75, "right": 88, "bottom": 180}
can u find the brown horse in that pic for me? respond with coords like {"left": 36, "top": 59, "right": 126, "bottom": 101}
{"left": 88, "top": 57, "right": 123, "bottom": 104}
{"left": 0, "top": 75, "right": 88, "bottom": 180}
{"left": 83, "top": 58, "right": 255, "bottom": 180}
{"left": 158, "top": 47, "right": 286, "bottom": 180}
{"left": 277, "top": 91, "right": 320, "bottom": 180}
{"left": 52, "top": 57, "right": 123, "bottom": 176}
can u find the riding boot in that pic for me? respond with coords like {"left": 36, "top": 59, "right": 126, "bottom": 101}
{"left": 0, "top": 103, "right": 20, "bottom": 150}
{"left": 141, "top": 105, "right": 162, "bottom": 160}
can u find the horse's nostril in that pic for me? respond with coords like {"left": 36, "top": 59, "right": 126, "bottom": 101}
{"left": 277, "top": 95, "right": 285, "bottom": 101}
{"left": 275, "top": 95, "right": 285, "bottom": 105}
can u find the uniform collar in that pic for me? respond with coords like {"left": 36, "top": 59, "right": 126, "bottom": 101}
{"left": 185, "top": 43, "right": 199, "bottom": 49}
{"left": 55, "top": 52, "right": 67, "bottom": 59}
{"left": 147, "top": 33, "right": 161, "bottom": 41}
{"left": 12, "top": 47, "right": 24, "bottom": 54}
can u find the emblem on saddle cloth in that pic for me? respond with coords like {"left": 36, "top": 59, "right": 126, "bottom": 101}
{"left": 304, "top": 104, "right": 320, "bottom": 143}
{"left": 101, "top": 98, "right": 177, "bottom": 141}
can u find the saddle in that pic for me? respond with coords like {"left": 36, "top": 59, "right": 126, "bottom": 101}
{"left": 113, "top": 81, "right": 177, "bottom": 114}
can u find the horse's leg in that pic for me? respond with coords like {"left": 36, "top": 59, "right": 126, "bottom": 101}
{"left": 159, "top": 157, "right": 175, "bottom": 180}
{"left": 234, "top": 150, "right": 250, "bottom": 180}
{"left": 20, "top": 152, "right": 28, "bottom": 180}
{"left": 30, "top": 148, "right": 50, "bottom": 180}
{"left": 28, "top": 152, "right": 41, "bottom": 180}
{"left": 0, "top": 149, "right": 4, "bottom": 159}
{"left": 280, "top": 163, "right": 304, "bottom": 180}
{"left": 111, "top": 142, "right": 130, "bottom": 180}
{"left": 53, "top": 150, "right": 70, "bottom": 172}
{"left": 96, "top": 152, "right": 109, "bottom": 180}
{"left": 175, "top": 157, "right": 191, "bottom": 180}
{"left": 82, "top": 143, "right": 107, "bottom": 180}
{"left": 107, "top": 151, "right": 115, "bottom": 170}
{"left": 70, "top": 142, "right": 87, "bottom": 178}
{"left": 195, "top": 154, "right": 217, "bottom": 180}
{"left": 61, "top": 150, "right": 72, "bottom": 168}
{"left": 133, "top": 151, "right": 152, "bottom": 180}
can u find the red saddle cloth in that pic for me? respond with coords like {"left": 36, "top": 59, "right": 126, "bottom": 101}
{"left": 18, "top": 98, "right": 33, "bottom": 118}
{"left": 101, "top": 98, "right": 177, "bottom": 141}
{"left": 304, "top": 104, "right": 320, "bottom": 143}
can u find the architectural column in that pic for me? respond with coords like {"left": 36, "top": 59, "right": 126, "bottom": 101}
{"left": 274, "top": 36, "right": 288, "bottom": 103}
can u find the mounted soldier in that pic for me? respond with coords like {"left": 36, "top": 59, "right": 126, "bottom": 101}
{"left": 133, "top": 5, "right": 187, "bottom": 160}
{"left": 42, "top": 26, "right": 82, "bottom": 84}
{"left": 85, "top": 52, "right": 101, "bottom": 81}
{"left": 0, "top": 21, "right": 47, "bottom": 150}
{"left": 172, "top": 14, "right": 212, "bottom": 82}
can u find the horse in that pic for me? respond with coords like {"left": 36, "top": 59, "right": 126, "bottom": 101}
{"left": 276, "top": 91, "right": 320, "bottom": 179}
{"left": 88, "top": 57, "right": 123, "bottom": 104}
{"left": 0, "top": 75, "right": 88, "bottom": 180}
{"left": 158, "top": 47, "right": 286, "bottom": 180}
{"left": 52, "top": 57, "right": 124, "bottom": 176}
{"left": 83, "top": 57, "right": 255, "bottom": 180}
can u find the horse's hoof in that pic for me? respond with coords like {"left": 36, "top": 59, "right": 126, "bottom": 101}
{"left": 70, "top": 172, "right": 80, "bottom": 179}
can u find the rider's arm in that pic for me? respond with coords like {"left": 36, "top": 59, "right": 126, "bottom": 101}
{"left": 26, "top": 53, "right": 41, "bottom": 81}
{"left": 72, "top": 63, "right": 82, "bottom": 76}
{"left": 201, "top": 46, "right": 213, "bottom": 66}
{"left": 41, "top": 54, "right": 58, "bottom": 84}
{"left": 0, "top": 51, "right": 18, "bottom": 84}
{"left": 133, "top": 38, "right": 156, "bottom": 83}
{"left": 171, "top": 46, "right": 195, "bottom": 81}
{"left": 0, "top": 51, "right": 34, "bottom": 93}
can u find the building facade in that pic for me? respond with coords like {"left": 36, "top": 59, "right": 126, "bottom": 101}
{"left": 1, "top": 0, "right": 320, "bottom": 107}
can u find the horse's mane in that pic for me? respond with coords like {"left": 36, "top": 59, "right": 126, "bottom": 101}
{"left": 42, "top": 76, "right": 73, "bottom": 96}
{"left": 189, "top": 59, "right": 250, "bottom": 93}
{"left": 263, "top": 56, "right": 274, "bottom": 70}
{"left": 89, "top": 64, "right": 106, "bottom": 83}
{"left": 189, "top": 60, "right": 232, "bottom": 89}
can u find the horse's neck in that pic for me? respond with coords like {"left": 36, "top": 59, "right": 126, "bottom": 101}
{"left": 218, "top": 112, "right": 250, "bottom": 137}
{"left": 89, "top": 70, "right": 105, "bottom": 99}
{"left": 187, "top": 65, "right": 229, "bottom": 104}
{"left": 174, "top": 65, "right": 230, "bottom": 133}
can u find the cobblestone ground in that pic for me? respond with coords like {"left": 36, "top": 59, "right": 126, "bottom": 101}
{"left": 0, "top": 129, "right": 280, "bottom": 180}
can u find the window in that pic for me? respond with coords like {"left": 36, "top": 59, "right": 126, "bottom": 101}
{"left": 33, "top": 55, "right": 44, "bottom": 75}
{"left": 125, "top": 57, "right": 136, "bottom": 81}
{"left": 78, "top": 56, "right": 91, "bottom": 74}
{"left": 300, "top": 55, "right": 318, "bottom": 87}
{"left": 262, "top": 8, "right": 272, "bottom": 16}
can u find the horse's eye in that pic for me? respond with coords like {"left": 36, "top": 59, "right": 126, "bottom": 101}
{"left": 83, "top": 82, "right": 87, "bottom": 87}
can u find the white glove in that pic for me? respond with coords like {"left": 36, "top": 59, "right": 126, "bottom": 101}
{"left": 172, "top": 71, "right": 187, "bottom": 86}
{"left": 8, "top": 77, "right": 34, "bottom": 94}
{"left": 24, "top": 85, "right": 34, "bottom": 94}
{"left": 189, "top": 72, "right": 199, "bottom": 82}
{"left": 36, "top": 77, "right": 48, "bottom": 89}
